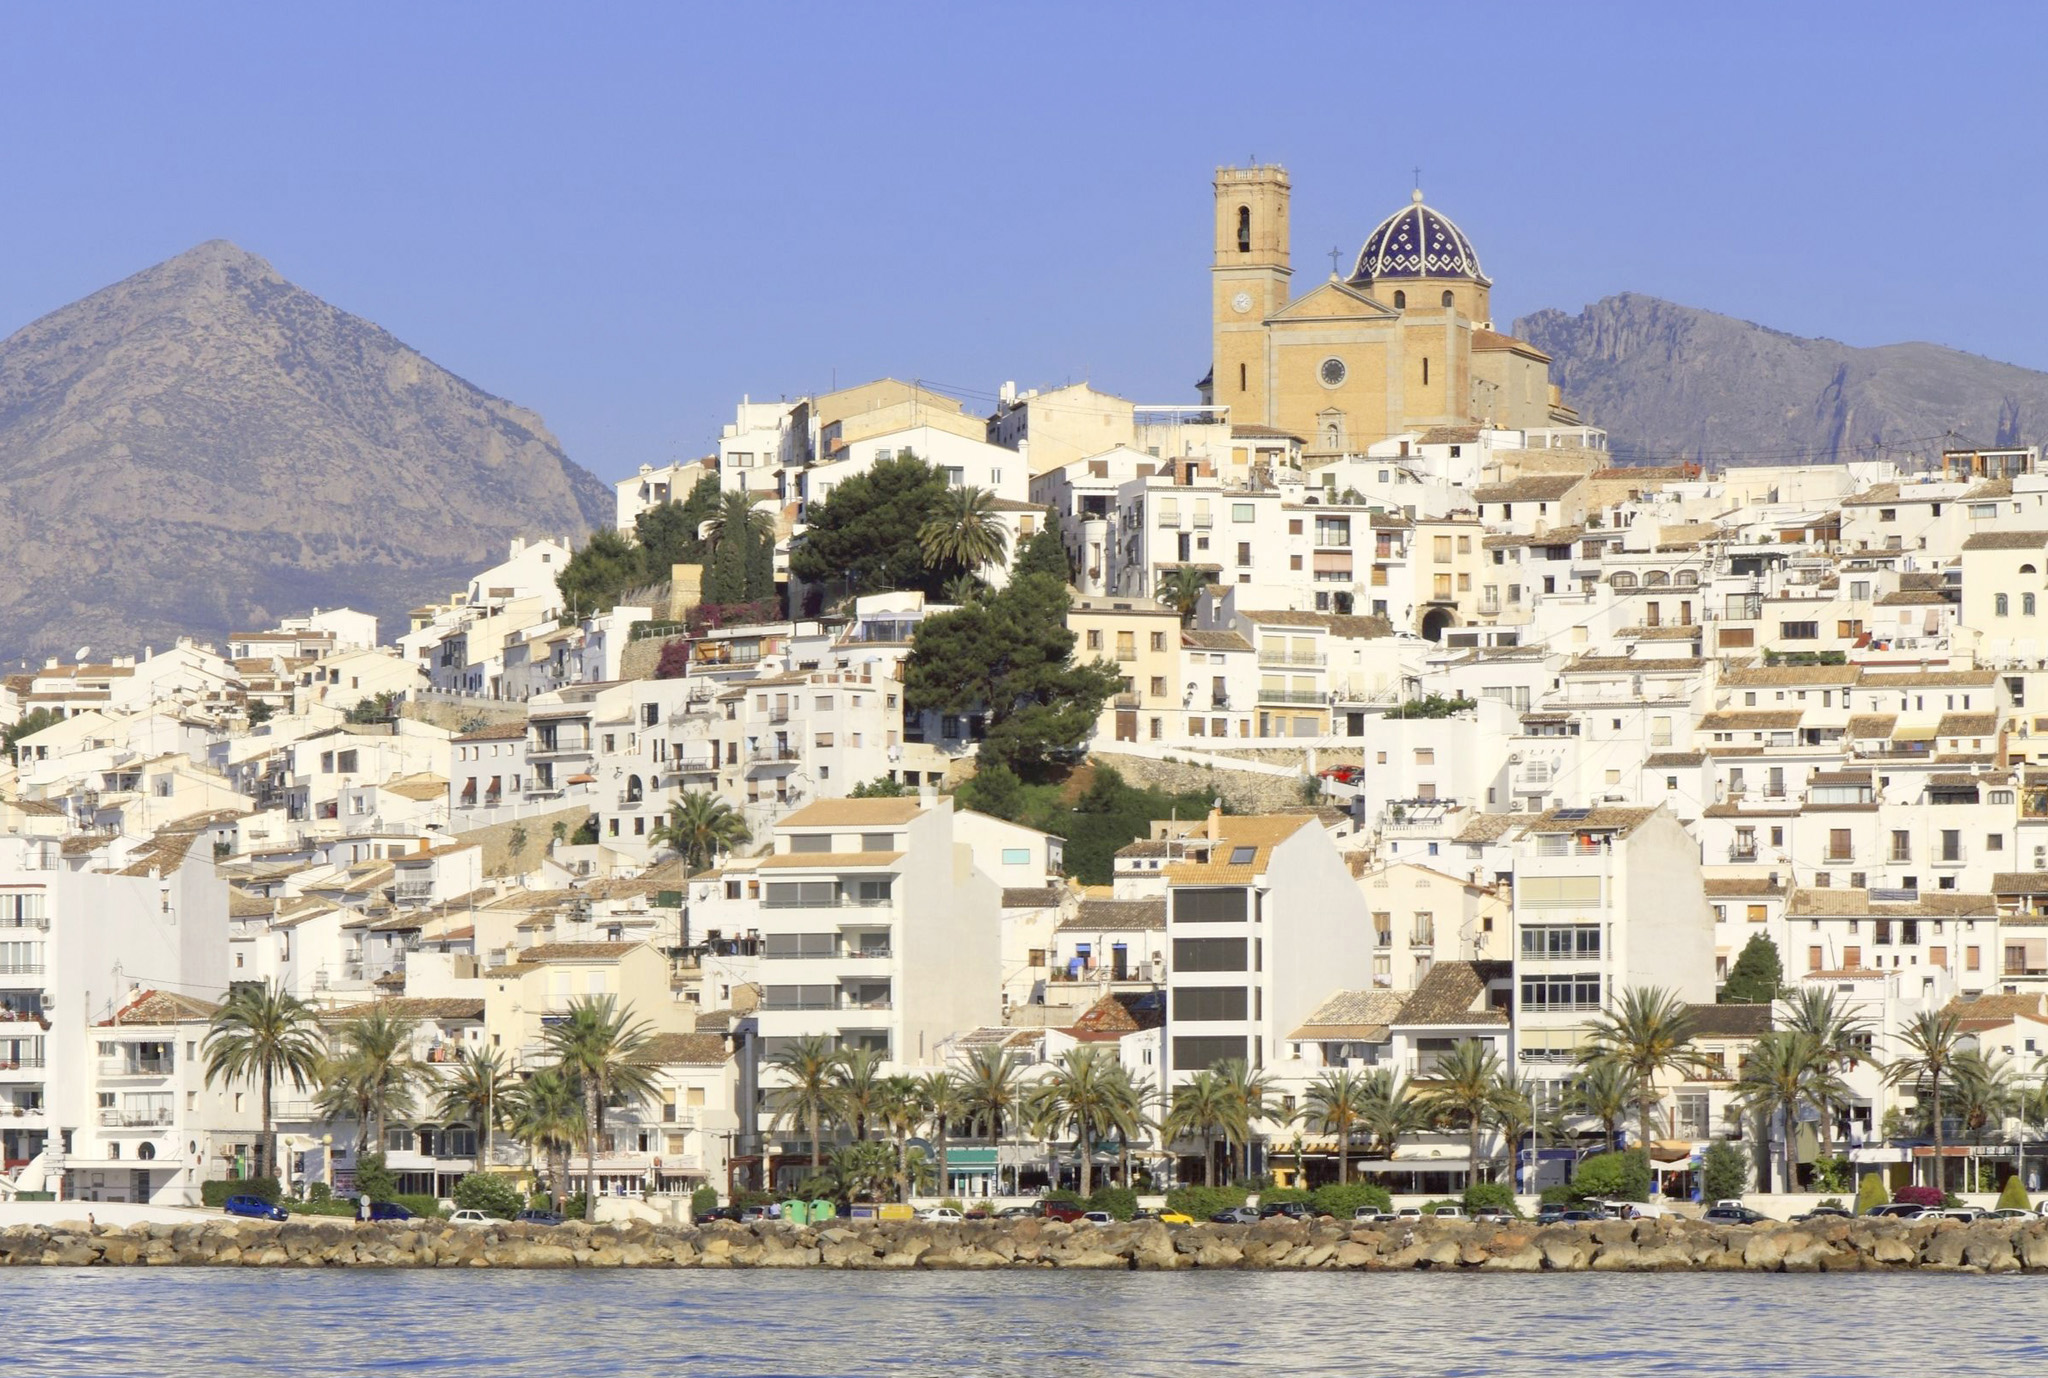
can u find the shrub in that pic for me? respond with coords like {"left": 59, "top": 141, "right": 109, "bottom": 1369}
{"left": 691, "top": 1186, "right": 720, "bottom": 1216}
{"left": 1998, "top": 1175, "right": 2033, "bottom": 1211}
{"left": 452, "top": 1172, "right": 522, "bottom": 1220}
{"left": 940, "top": 1198, "right": 966, "bottom": 1216}
{"left": 1254, "top": 1186, "right": 1312, "bottom": 1208}
{"left": 1569, "top": 1151, "right": 1650, "bottom": 1203}
{"left": 353, "top": 1153, "right": 395, "bottom": 1203}
{"left": 1538, "top": 1183, "right": 1576, "bottom": 1207}
{"left": 1810, "top": 1153, "right": 1850, "bottom": 1193}
{"left": 307, "top": 1182, "right": 332, "bottom": 1205}
{"left": 562, "top": 1193, "right": 590, "bottom": 1220}
{"left": 200, "top": 1175, "right": 280, "bottom": 1206}
{"left": 1701, "top": 1140, "right": 1748, "bottom": 1203}
{"left": 1421, "top": 1198, "right": 1463, "bottom": 1215}
{"left": 285, "top": 1198, "right": 360, "bottom": 1217}
{"left": 393, "top": 1193, "right": 443, "bottom": 1220}
{"left": 1462, "top": 1181, "right": 1522, "bottom": 1217}
{"left": 1045, "top": 1187, "right": 1085, "bottom": 1208}
{"left": 1854, "top": 1173, "right": 1890, "bottom": 1213}
{"left": 1165, "top": 1185, "right": 1248, "bottom": 1220}
{"left": 1894, "top": 1184, "right": 1945, "bottom": 1210}
{"left": 1815, "top": 1198, "right": 1846, "bottom": 1212}
{"left": 1086, "top": 1186, "right": 1137, "bottom": 1221}
{"left": 1308, "top": 1182, "right": 1392, "bottom": 1218}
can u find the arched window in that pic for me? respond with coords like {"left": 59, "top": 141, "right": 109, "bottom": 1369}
{"left": 138, "top": 1141, "right": 156, "bottom": 1160}
{"left": 1675, "top": 570, "right": 1699, "bottom": 587}
{"left": 1997, "top": 593, "right": 2010, "bottom": 616}
{"left": 624, "top": 775, "right": 643, "bottom": 803}
{"left": 1392, "top": 290, "right": 1406, "bottom": 309}
{"left": 1644, "top": 570, "right": 1670, "bottom": 587}
{"left": 2024, "top": 564, "right": 2039, "bottom": 575}
{"left": 2028, "top": 593, "right": 2038, "bottom": 616}
{"left": 1441, "top": 289, "right": 1455, "bottom": 308}
{"left": 1610, "top": 571, "right": 1638, "bottom": 589}
{"left": 1236, "top": 205, "right": 1251, "bottom": 252}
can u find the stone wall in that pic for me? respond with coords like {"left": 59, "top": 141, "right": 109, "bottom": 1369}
{"left": 399, "top": 697, "right": 527, "bottom": 734}
{"left": 5, "top": 1215, "right": 2048, "bottom": 1271}
{"left": 454, "top": 805, "right": 592, "bottom": 878}
{"left": 617, "top": 636, "right": 672, "bottom": 683}
{"left": 1091, "top": 751, "right": 1322, "bottom": 815}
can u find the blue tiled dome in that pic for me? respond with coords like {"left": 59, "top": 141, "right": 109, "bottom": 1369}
{"left": 1351, "top": 190, "right": 1488, "bottom": 285}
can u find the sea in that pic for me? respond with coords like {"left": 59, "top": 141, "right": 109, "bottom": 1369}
{"left": 7, "top": 1267, "right": 2041, "bottom": 1376}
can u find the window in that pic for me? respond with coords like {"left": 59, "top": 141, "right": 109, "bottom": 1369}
{"left": 1001, "top": 848, "right": 1030, "bottom": 866}
{"left": 1228, "top": 845, "right": 1256, "bottom": 865}
{"left": 1236, "top": 204, "right": 1250, "bottom": 251}
{"left": 1414, "top": 748, "right": 1434, "bottom": 765}
{"left": 1173, "top": 987, "right": 1248, "bottom": 1021}
{"left": 1173, "top": 937, "right": 1247, "bottom": 971}
{"left": 1519, "top": 925, "right": 1601, "bottom": 958}
{"left": 1780, "top": 621, "right": 1819, "bottom": 640}
{"left": 1150, "top": 631, "right": 1167, "bottom": 652}
{"left": 1392, "top": 290, "right": 1406, "bottom": 309}
{"left": 1232, "top": 503, "right": 1255, "bottom": 523}
{"left": 1086, "top": 629, "right": 1102, "bottom": 651}
{"left": 1174, "top": 1036, "right": 1248, "bottom": 1071}
{"left": 1174, "top": 889, "right": 1249, "bottom": 923}
{"left": 1442, "top": 289, "right": 1454, "bottom": 308}
{"left": 1518, "top": 973, "right": 1603, "bottom": 1010}
{"left": 1238, "top": 542, "right": 1252, "bottom": 565}
{"left": 860, "top": 833, "right": 895, "bottom": 852}
{"left": 1997, "top": 593, "right": 2010, "bottom": 617}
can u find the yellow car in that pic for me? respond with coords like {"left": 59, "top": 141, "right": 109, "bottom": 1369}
{"left": 1155, "top": 1210, "right": 1194, "bottom": 1225}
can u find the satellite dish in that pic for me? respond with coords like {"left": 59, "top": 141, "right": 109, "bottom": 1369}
{"left": 75, "top": 646, "right": 90, "bottom": 661}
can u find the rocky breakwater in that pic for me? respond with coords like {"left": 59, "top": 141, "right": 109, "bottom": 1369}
{"left": 8, "top": 1214, "right": 2048, "bottom": 1272}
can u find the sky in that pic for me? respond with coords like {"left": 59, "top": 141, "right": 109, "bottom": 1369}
{"left": 3, "top": 2, "right": 2047, "bottom": 483}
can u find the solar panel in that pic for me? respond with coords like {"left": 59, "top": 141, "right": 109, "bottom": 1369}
{"left": 1552, "top": 807, "right": 1592, "bottom": 821}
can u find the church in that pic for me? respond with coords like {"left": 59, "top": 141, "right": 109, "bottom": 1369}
{"left": 1200, "top": 165, "right": 1580, "bottom": 454}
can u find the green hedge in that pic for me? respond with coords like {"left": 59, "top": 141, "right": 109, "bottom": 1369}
{"left": 1164, "top": 1185, "right": 1248, "bottom": 1219}
{"left": 1853, "top": 1173, "right": 1889, "bottom": 1212}
{"left": 691, "top": 1185, "right": 719, "bottom": 1215}
{"left": 1254, "top": 1186, "right": 1312, "bottom": 1208}
{"left": 392, "top": 1193, "right": 443, "bottom": 1220}
{"left": 1086, "top": 1186, "right": 1137, "bottom": 1221}
{"left": 452, "top": 1173, "right": 522, "bottom": 1219}
{"left": 285, "top": 1199, "right": 360, "bottom": 1217}
{"left": 1308, "top": 1182, "right": 1392, "bottom": 1217}
{"left": 1462, "top": 1181, "right": 1522, "bottom": 1217}
{"left": 202, "top": 1177, "right": 280, "bottom": 1207}
{"left": 1569, "top": 1151, "right": 1649, "bottom": 1203}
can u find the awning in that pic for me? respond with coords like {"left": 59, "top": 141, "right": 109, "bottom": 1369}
{"left": 1892, "top": 724, "right": 1937, "bottom": 741}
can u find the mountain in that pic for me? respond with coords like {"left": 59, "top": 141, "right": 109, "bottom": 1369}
{"left": 0, "top": 241, "right": 613, "bottom": 662}
{"left": 1515, "top": 293, "right": 2048, "bottom": 467}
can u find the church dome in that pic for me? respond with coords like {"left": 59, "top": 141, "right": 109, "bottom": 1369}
{"left": 1351, "top": 190, "right": 1489, "bottom": 285}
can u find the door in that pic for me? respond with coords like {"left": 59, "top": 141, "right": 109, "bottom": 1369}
{"left": 1115, "top": 710, "right": 1137, "bottom": 742}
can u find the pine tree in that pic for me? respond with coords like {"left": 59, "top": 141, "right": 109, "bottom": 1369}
{"left": 1720, "top": 933, "right": 1784, "bottom": 1004}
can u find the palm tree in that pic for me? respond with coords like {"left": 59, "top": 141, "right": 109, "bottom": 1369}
{"left": 650, "top": 791, "right": 751, "bottom": 871}
{"left": 828, "top": 1141, "right": 894, "bottom": 1203}
{"left": 1736, "top": 1031, "right": 1835, "bottom": 1193}
{"left": 940, "top": 572, "right": 986, "bottom": 607}
{"left": 706, "top": 488, "right": 774, "bottom": 551}
{"left": 1950, "top": 1048, "right": 2019, "bottom": 1146}
{"left": 1154, "top": 565, "right": 1214, "bottom": 625}
{"left": 1565, "top": 1061, "right": 1641, "bottom": 1154}
{"left": 542, "top": 996, "right": 659, "bottom": 1220}
{"left": 322, "top": 1005, "right": 426, "bottom": 1153}
{"left": 1358, "top": 1068, "right": 1427, "bottom": 1159}
{"left": 917, "top": 1070, "right": 967, "bottom": 1200}
{"left": 960, "top": 1046, "right": 1024, "bottom": 1191}
{"left": 1165, "top": 1070, "right": 1235, "bottom": 1187}
{"left": 918, "top": 485, "right": 1009, "bottom": 575}
{"left": 1782, "top": 987, "right": 1875, "bottom": 1151}
{"left": 877, "top": 1076, "right": 923, "bottom": 1203}
{"left": 1026, "top": 1046, "right": 1127, "bottom": 1197}
{"left": 768, "top": 1035, "right": 844, "bottom": 1180}
{"left": 830, "top": 1047, "right": 888, "bottom": 1142}
{"left": 1423, "top": 1039, "right": 1505, "bottom": 1186}
{"left": 1884, "top": 1009, "right": 1965, "bottom": 1191}
{"left": 201, "top": 982, "right": 324, "bottom": 1181}
{"left": 1215, "top": 1058, "right": 1278, "bottom": 1183}
{"left": 1304, "top": 1070, "right": 1373, "bottom": 1185}
{"left": 1489, "top": 1072, "right": 1541, "bottom": 1192}
{"left": 1581, "top": 985, "right": 1706, "bottom": 1188}
{"left": 506, "top": 1066, "right": 581, "bottom": 1212}
{"left": 437, "top": 1046, "right": 516, "bottom": 1172}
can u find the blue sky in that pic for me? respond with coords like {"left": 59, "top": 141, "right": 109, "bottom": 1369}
{"left": 2, "top": 2, "right": 2044, "bottom": 481}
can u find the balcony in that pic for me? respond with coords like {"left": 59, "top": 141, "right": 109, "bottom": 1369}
{"left": 1256, "top": 651, "right": 1327, "bottom": 668}
{"left": 98, "top": 1058, "right": 173, "bottom": 1078}
{"left": 395, "top": 880, "right": 435, "bottom": 900}
{"left": 0, "top": 963, "right": 45, "bottom": 976}
{"left": 762, "top": 894, "right": 894, "bottom": 911}
{"left": 748, "top": 743, "right": 800, "bottom": 764}
{"left": 0, "top": 1059, "right": 46, "bottom": 1075}
{"left": 1823, "top": 848, "right": 1855, "bottom": 865}
{"left": 97, "top": 1108, "right": 173, "bottom": 1128}
{"left": 1256, "top": 688, "right": 1330, "bottom": 706}
{"left": 0, "top": 916, "right": 48, "bottom": 932}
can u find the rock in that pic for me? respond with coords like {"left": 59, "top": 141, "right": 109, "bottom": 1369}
{"left": 1480, "top": 1246, "right": 1542, "bottom": 1272}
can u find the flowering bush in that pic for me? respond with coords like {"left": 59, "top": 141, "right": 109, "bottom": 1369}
{"left": 1894, "top": 1184, "right": 1944, "bottom": 1209}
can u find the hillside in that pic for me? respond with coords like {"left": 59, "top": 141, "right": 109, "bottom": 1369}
{"left": 1516, "top": 293, "right": 2048, "bottom": 466}
{"left": 0, "top": 241, "right": 612, "bottom": 660}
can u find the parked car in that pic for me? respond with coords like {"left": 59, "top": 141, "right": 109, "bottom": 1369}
{"left": 1471, "top": 1206, "right": 1512, "bottom": 1221}
{"left": 1983, "top": 1208, "right": 2033, "bottom": 1221}
{"left": 1318, "top": 765, "right": 1363, "bottom": 784}
{"left": 995, "top": 1206, "right": 1038, "bottom": 1220}
{"left": 1041, "top": 1201, "right": 1088, "bottom": 1223}
{"left": 1080, "top": 1211, "right": 1115, "bottom": 1226}
{"left": 1259, "top": 1201, "right": 1312, "bottom": 1220}
{"left": 1932, "top": 1207, "right": 1982, "bottom": 1223}
{"left": 1702, "top": 1204, "right": 1770, "bottom": 1225}
{"left": 1210, "top": 1206, "right": 1260, "bottom": 1225}
{"left": 1394, "top": 1207, "right": 1423, "bottom": 1220}
{"left": 1534, "top": 1205, "right": 1569, "bottom": 1225}
{"left": 1793, "top": 1206, "right": 1853, "bottom": 1222}
{"left": 1431, "top": 1206, "right": 1466, "bottom": 1219}
{"left": 1354, "top": 1207, "right": 1399, "bottom": 1223}
{"left": 1864, "top": 1203, "right": 1930, "bottom": 1219}
{"left": 514, "top": 1209, "right": 564, "bottom": 1226}
{"left": 223, "top": 1195, "right": 286, "bottom": 1222}
{"left": 916, "top": 1206, "right": 964, "bottom": 1223}
{"left": 1155, "top": 1210, "right": 1195, "bottom": 1225}
{"left": 366, "top": 1202, "right": 416, "bottom": 1223}
{"left": 1557, "top": 1208, "right": 1606, "bottom": 1223}
{"left": 738, "top": 1204, "right": 772, "bottom": 1222}
{"left": 448, "top": 1209, "right": 500, "bottom": 1226}
{"left": 696, "top": 1205, "right": 745, "bottom": 1223}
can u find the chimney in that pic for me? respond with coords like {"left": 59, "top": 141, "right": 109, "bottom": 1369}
{"left": 1206, "top": 807, "right": 1222, "bottom": 842}
{"left": 919, "top": 782, "right": 938, "bottom": 810}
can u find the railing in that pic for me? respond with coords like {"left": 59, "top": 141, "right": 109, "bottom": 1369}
{"left": 1533, "top": 839, "right": 1608, "bottom": 858}
{"left": 0, "top": 918, "right": 48, "bottom": 932}
{"left": 1823, "top": 849, "right": 1855, "bottom": 864}
{"left": 0, "top": 964, "right": 43, "bottom": 976}
{"left": 1256, "top": 689, "right": 1329, "bottom": 706}
{"left": 0, "top": 1059, "right": 47, "bottom": 1072}
{"left": 762, "top": 895, "right": 893, "bottom": 910}
{"left": 97, "top": 1109, "right": 173, "bottom": 1127}
{"left": 748, "top": 744, "right": 799, "bottom": 763}
{"left": 1409, "top": 929, "right": 1435, "bottom": 949}
{"left": 1048, "top": 962, "right": 1158, "bottom": 984}
{"left": 98, "top": 1059, "right": 172, "bottom": 1078}
{"left": 1256, "top": 651, "right": 1327, "bottom": 668}
{"left": 395, "top": 881, "right": 435, "bottom": 900}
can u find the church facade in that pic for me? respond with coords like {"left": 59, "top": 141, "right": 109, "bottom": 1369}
{"left": 1202, "top": 165, "right": 1576, "bottom": 457}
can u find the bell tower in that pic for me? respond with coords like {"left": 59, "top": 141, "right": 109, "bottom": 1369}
{"left": 1211, "top": 165, "right": 1291, "bottom": 426}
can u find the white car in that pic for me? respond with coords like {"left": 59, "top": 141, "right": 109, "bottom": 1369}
{"left": 1431, "top": 1206, "right": 1465, "bottom": 1219}
{"left": 916, "top": 1206, "right": 964, "bottom": 1223}
{"left": 1080, "top": 1211, "right": 1114, "bottom": 1226}
{"left": 447, "top": 1209, "right": 500, "bottom": 1226}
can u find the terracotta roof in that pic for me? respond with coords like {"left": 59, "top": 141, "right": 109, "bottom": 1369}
{"left": 1002, "top": 886, "right": 1063, "bottom": 909}
{"left": 1786, "top": 888, "right": 1996, "bottom": 918}
{"left": 1116, "top": 838, "right": 1176, "bottom": 859}
{"left": 1069, "top": 992, "right": 1165, "bottom": 1035}
{"left": 103, "top": 989, "right": 220, "bottom": 1025}
{"left": 1962, "top": 531, "right": 2048, "bottom": 550}
{"left": 1859, "top": 670, "right": 1996, "bottom": 688}
{"left": 1518, "top": 805, "right": 1659, "bottom": 836}
{"left": 1060, "top": 898, "right": 1166, "bottom": 932}
{"left": 1182, "top": 629, "right": 1252, "bottom": 653}
{"left": 1845, "top": 715, "right": 1896, "bottom": 738}
{"left": 1474, "top": 475, "right": 1581, "bottom": 503}
{"left": 1943, "top": 992, "right": 2048, "bottom": 1025}
{"left": 1565, "top": 656, "right": 1704, "bottom": 674}
{"left": 1720, "top": 664, "right": 1859, "bottom": 687}
{"left": 322, "top": 997, "right": 485, "bottom": 1021}
{"left": 1877, "top": 589, "right": 1952, "bottom": 606}
{"left": 1395, "top": 960, "right": 1510, "bottom": 1027}
{"left": 1935, "top": 713, "right": 1996, "bottom": 737}
{"left": 1686, "top": 1003, "right": 1773, "bottom": 1037}
{"left": 1699, "top": 710, "right": 1803, "bottom": 731}
{"left": 1454, "top": 813, "right": 1520, "bottom": 844}
{"left": 639, "top": 1031, "right": 733, "bottom": 1066}
{"left": 1468, "top": 330, "right": 1550, "bottom": 360}
{"left": 1289, "top": 988, "right": 1406, "bottom": 1041}
{"left": 1992, "top": 873, "right": 2048, "bottom": 896}
{"left": 380, "top": 774, "right": 450, "bottom": 802}
{"left": 512, "top": 941, "right": 642, "bottom": 964}
{"left": 1417, "top": 425, "right": 1485, "bottom": 444}
{"left": 777, "top": 798, "right": 925, "bottom": 827}
{"left": 227, "top": 887, "right": 274, "bottom": 919}
{"left": 113, "top": 831, "right": 201, "bottom": 877}
{"left": 1644, "top": 751, "right": 1708, "bottom": 768}
{"left": 1162, "top": 815, "right": 1313, "bottom": 883}
{"left": 1704, "top": 878, "right": 1786, "bottom": 897}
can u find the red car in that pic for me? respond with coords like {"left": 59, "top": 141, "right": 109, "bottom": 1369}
{"left": 1318, "top": 765, "right": 1363, "bottom": 784}
{"left": 1040, "top": 1200, "right": 1088, "bottom": 1222}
